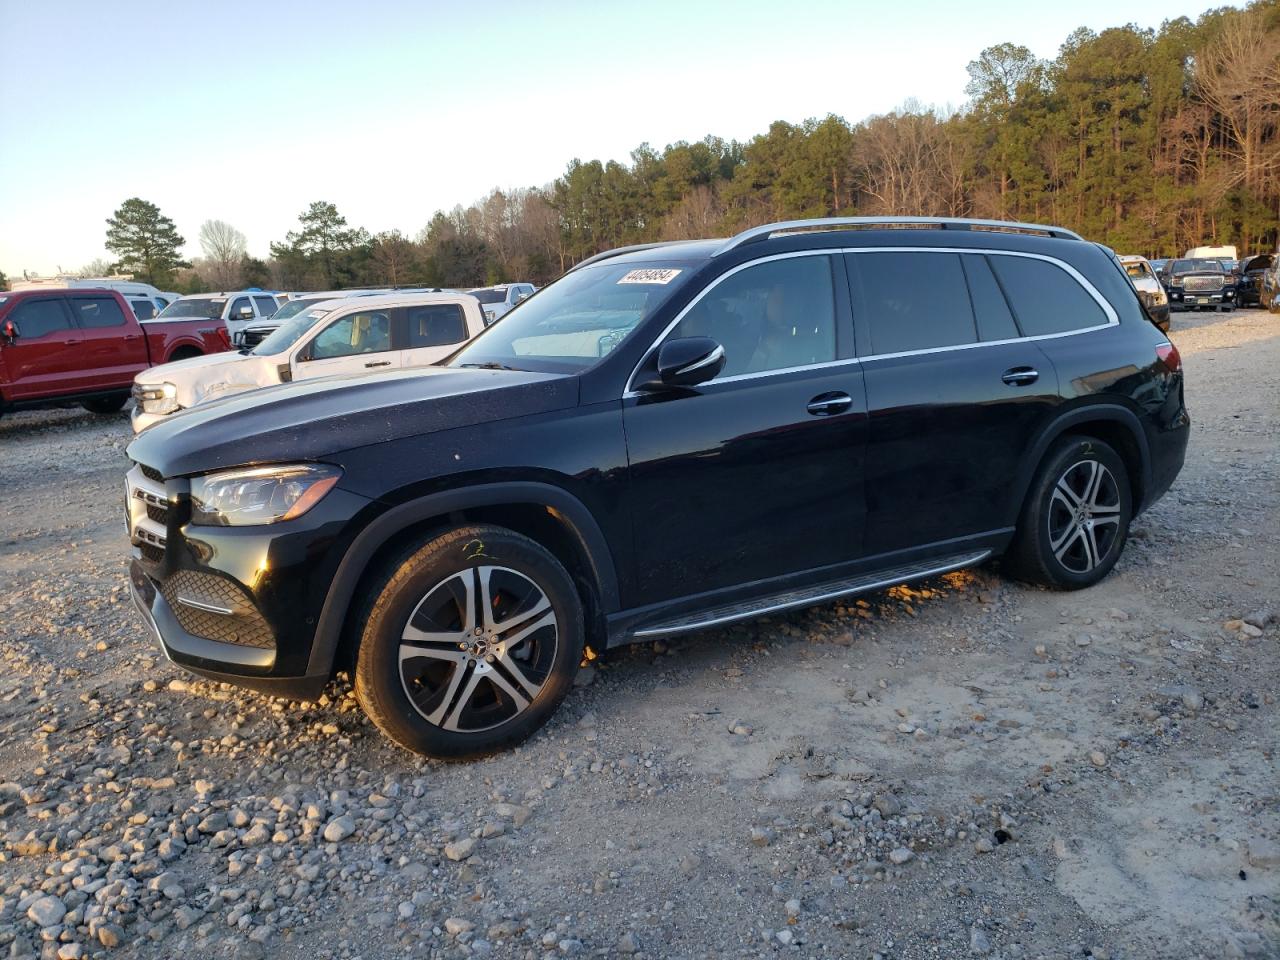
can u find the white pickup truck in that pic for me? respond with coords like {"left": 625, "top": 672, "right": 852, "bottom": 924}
{"left": 131, "top": 291, "right": 485, "bottom": 433}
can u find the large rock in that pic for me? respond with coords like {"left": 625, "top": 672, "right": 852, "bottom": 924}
{"left": 322, "top": 814, "right": 355, "bottom": 843}
{"left": 26, "top": 895, "right": 66, "bottom": 927}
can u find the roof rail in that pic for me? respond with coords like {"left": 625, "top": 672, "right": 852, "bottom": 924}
{"left": 568, "top": 240, "right": 712, "bottom": 272}
{"left": 712, "top": 216, "right": 1084, "bottom": 256}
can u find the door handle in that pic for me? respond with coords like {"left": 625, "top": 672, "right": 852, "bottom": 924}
{"left": 364, "top": 360, "right": 392, "bottom": 368}
{"left": 1001, "top": 367, "right": 1039, "bottom": 386}
{"left": 806, "top": 391, "right": 853, "bottom": 416}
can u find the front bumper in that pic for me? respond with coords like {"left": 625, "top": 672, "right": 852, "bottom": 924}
{"left": 125, "top": 465, "right": 375, "bottom": 699}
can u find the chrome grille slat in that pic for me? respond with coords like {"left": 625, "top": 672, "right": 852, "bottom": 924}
{"left": 126, "top": 464, "right": 169, "bottom": 554}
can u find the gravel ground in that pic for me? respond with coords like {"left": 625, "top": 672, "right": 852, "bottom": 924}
{"left": 0, "top": 308, "right": 1276, "bottom": 960}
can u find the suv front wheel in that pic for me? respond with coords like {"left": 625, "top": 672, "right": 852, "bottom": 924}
{"left": 354, "top": 524, "right": 584, "bottom": 759}
{"left": 1006, "top": 436, "right": 1132, "bottom": 589}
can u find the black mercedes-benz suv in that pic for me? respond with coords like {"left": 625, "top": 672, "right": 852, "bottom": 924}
{"left": 125, "top": 217, "right": 1190, "bottom": 759}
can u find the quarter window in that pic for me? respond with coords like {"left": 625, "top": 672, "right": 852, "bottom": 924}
{"left": 307, "top": 310, "right": 392, "bottom": 360}
{"left": 407, "top": 304, "right": 467, "bottom": 347}
{"left": 9, "top": 299, "right": 71, "bottom": 338}
{"left": 130, "top": 299, "right": 157, "bottom": 320}
{"left": 849, "top": 251, "right": 976, "bottom": 355}
{"left": 989, "top": 256, "right": 1108, "bottom": 336}
{"left": 961, "top": 255, "right": 1020, "bottom": 342}
{"left": 71, "top": 296, "right": 127, "bottom": 329}
{"left": 669, "top": 255, "right": 836, "bottom": 377}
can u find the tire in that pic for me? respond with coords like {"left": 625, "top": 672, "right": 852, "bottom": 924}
{"left": 79, "top": 394, "right": 128, "bottom": 415}
{"left": 354, "top": 524, "right": 584, "bottom": 759}
{"left": 1004, "top": 436, "right": 1132, "bottom": 590}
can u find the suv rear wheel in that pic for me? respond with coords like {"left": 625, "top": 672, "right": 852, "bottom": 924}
{"left": 354, "top": 524, "right": 584, "bottom": 759}
{"left": 1005, "top": 436, "right": 1132, "bottom": 589}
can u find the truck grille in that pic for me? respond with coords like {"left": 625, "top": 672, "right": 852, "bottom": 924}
{"left": 1183, "top": 276, "right": 1222, "bottom": 292}
{"left": 126, "top": 463, "right": 169, "bottom": 557}
{"left": 240, "top": 328, "right": 272, "bottom": 347}
{"left": 160, "top": 570, "right": 275, "bottom": 649}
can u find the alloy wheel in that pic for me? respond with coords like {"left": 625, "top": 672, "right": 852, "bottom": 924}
{"left": 398, "top": 565, "right": 558, "bottom": 732}
{"left": 1046, "top": 460, "right": 1122, "bottom": 574}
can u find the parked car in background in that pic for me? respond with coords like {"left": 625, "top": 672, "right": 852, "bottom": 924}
{"left": 1184, "top": 244, "right": 1237, "bottom": 262}
{"left": 1261, "top": 257, "right": 1280, "bottom": 313}
{"left": 1159, "top": 258, "right": 1236, "bottom": 311}
{"left": 1235, "top": 254, "right": 1274, "bottom": 308}
{"left": 0, "top": 288, "right": 229, "bottom": 418}
{"left": 232, "top": 289, "right": 440, "bottom": 348}
{"left": 124, "top": 216, "right": 1189, "bottom": 759}
{"left": 131, "top": 291, "right": 485, "bottom": 432}
{"left": 1149, "top": 259, "right": 1168, "bottom": 273}
{"left": 1118, "top": 255, "right": 1170, "bottom": 330}
{"left": 157, "top": 290, "right": 285, "bottom": 341}
{"left": 11, "top": 277, "right": 179, "bottom": 319}
{"left": 468, "top": 283, "right": 537, "bottom": 324}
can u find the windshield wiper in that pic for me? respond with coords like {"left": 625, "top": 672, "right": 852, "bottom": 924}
{"left": 458, "top": 361, "right": 523, "bottom": 371}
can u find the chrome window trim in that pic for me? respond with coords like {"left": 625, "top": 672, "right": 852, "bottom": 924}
{"left": 623, "top": 246, "right": 1118, "bottom": 396}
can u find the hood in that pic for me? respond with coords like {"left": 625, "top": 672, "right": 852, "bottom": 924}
{"left": 136, "top": 350, "right": 279, "bottom": 408}
{"left": 126, "top": 365, "right": 577, "bottom": 478}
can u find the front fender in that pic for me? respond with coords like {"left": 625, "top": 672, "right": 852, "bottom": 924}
{"left": 304, "top": 481, "right": 620, "bottom": 679}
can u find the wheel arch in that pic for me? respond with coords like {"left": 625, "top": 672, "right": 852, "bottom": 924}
{"left": 1010, "top": 403, "right": 1152, "bottom": 527}
{"left": 306, "top": 482, "right": 620, "bottom": 680}
{"left": 164, "top": 341, "right": 204, "bottom": 363}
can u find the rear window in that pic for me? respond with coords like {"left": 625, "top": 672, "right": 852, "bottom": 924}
{"left": 407, "top": 304, "right": 467, "bottom": 347}
{"left": 468, "top": 289, "right": 506, "bottom": 305}
{"left": 849, "top": 251, "right": 977, "bottom": 355}
{"left": 71, "top": 296, "right": 128, "bottom": 329}
{"left": 989, "top": 256, "right": 1109, "bottom": 336}
{"left": 158, "top": 297, "right": 225, "bottom": 319}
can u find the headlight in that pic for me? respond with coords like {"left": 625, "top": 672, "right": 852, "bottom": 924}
{"left": 190, "top": 464, "right": 341, "bottom": 526}
{"left": 135, "top": 382, "right": 179, "bottom": 415}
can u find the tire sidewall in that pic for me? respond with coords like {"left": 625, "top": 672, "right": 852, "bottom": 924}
{"left": 1029, "top": 438, "right": 1132, "bottom": 588}
{"left": 357, "top": 526, "right": 584, "bottom": 759}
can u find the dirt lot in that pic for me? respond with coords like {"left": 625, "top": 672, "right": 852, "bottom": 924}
{"left": 0, "top": 308, "right": 1276, "bottom": 960}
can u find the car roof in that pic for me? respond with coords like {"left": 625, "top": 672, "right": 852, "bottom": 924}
{"left": 303, "top": 291, "right": 480, "bottom": 312}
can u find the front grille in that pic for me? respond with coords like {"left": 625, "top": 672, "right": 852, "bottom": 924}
{"left": 126, "top": 464, "right": 169, "bottom": 559}
{"left": 146, "top": 503, "right": 169, "bottom": 525}
{"left": 139, "top": 463, "right": 163, "bottom": 483}
{"left": 1183, "top": 276, "right": 1222, "bottom": 292}
{"left": 160, "top": 570, "right": 275, "bottom": 649}
{"left": 241, "top": 328, "right": 271, "bottom": 347}
{"left": 140, "top": 543, "right": 164, "bottom": 564}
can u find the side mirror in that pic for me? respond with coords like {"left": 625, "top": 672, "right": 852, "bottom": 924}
{"left": 640, "top": 337, "right": 725, "bottom": 390}
{"left": 516, "top": 292, "right": 530, "bottom": 303}
{"left": 2, "top": 319, "right": 19, "bottom": 344}
{"left": 238, "top": 306, "right": 254, "bottom": 318}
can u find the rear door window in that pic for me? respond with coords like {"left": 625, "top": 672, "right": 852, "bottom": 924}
{"left": 960, "top": 255, "right": 1020, "bottom": 341}
{"left": 406, "top": 304, "right": 467, "bottom": 347}
{"left": 848, "top": 251, "right": 976, "bottom": 355}
{"left": 70, "top": 296, "right": 128, "bottom": 328}
{"left": 253, "top": 295, "right": 278, "bottom": 318}
{"left": 9, "top": 298, "right": 72, "bottom": 338}
{"left": 989, "top": 256, "right": 1108, "bottom": 336}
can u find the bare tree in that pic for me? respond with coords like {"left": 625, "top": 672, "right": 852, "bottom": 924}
{"left": 660, "top": 185, "right": 724, "bottom": 240}
{"left": 76, "top": 258, "right": 117, "bottom": 278}
{"left": 198, "top": 220, "right": 247, "bottom": 289}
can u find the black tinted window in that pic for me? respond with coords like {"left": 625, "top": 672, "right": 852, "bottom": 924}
{"left": 130, "top": 299, "right": 156, "bottom": 320}
{"left": 671, "top": 255, "right": 836, "bottom": 376}
{"left": 10, "top": 299, "right": 70, "bottom": 338}
{"left": 407, "top": 304, "right": 467, "bottom": 347}
{"left": 961, "top": 255, "right": 1019, "bottom": 341}
{"left": 850, "top": 252, "right": 976, "bottom": 354}
{"left": 990, "top": 256, "right": 1108, "bottom": 336}
{"left": 253, "top": 296, "right": 278, "bottom": 317}
{"left": 72, "top": 297, "right": 127, "bottom": 329}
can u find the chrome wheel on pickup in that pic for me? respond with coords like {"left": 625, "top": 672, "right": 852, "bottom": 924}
{"left": 355, "top": 525, "right": 583, "bottom": 759}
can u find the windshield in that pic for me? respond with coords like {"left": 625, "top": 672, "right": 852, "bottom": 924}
{"left": 250, "top": 307, "right": 334, "bottom": 355}
{"left": 1170, "top": 259, "right": 1223, "bottom": 275}
{"left": 157, "top": 297, "right": 225, "bottom": 319}
{"left": 468, "top": 288, "right": 507, "bottom": 304}
{"left": 450, "top": 262, "right": 695, "bottom": 373}
{"left": 262, "top": 298, "right": 328, "bottom": 326}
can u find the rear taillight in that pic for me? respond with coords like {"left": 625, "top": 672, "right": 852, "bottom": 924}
{"left": 1156, "top": 342, "right": 1181, "bottom": 373}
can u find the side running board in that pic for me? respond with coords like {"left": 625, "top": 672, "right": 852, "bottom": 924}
{"left": 631, "top": 550, "right": 990, "bottom": 639}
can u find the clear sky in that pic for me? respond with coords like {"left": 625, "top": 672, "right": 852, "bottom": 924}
{"left": 0, "top": 0, "right": 1239, "bottom": 277}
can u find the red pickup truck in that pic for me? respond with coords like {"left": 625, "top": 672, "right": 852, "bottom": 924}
{"left": 0, "top": 288, "right": 230, "bottom": 417}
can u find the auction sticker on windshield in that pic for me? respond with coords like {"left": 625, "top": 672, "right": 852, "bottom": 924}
{"left": 617, "top": 268, "right": 682, "bottom": 285}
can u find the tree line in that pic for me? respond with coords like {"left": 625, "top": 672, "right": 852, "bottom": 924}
{"left": 23, "top": 0, "right": 1277, "bottom": 295}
